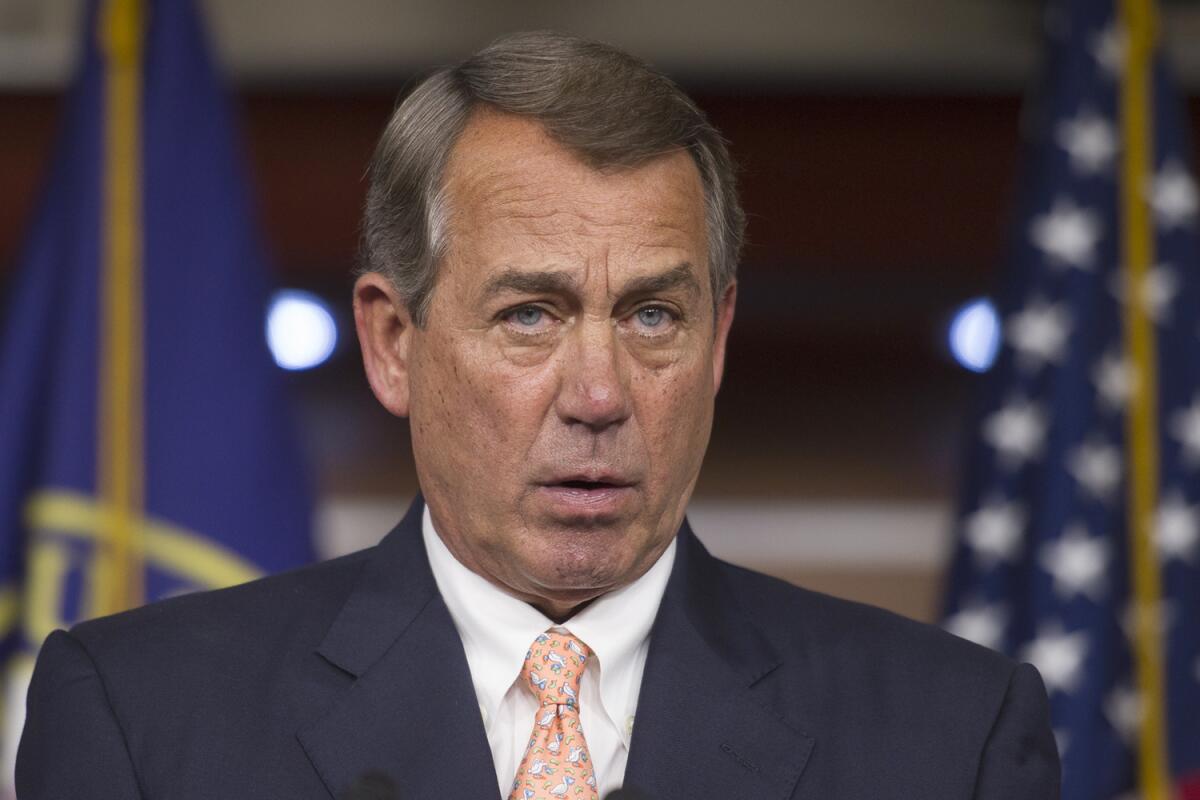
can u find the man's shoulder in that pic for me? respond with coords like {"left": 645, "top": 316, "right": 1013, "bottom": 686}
{"left": 714, "top": 557, "right": 1018, "bottom": 689}
{"left": 696, "top": 555, "right": 1057, "bottom": 796}
{"left": 67, "top": 546, "right": 376, "bottom": 669}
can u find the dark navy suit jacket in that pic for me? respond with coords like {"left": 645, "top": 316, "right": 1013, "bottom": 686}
{"left": 17, "top": 500, "right": 1060, "bottom": 799}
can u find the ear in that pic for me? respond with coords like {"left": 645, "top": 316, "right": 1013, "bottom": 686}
{"left": 711, "top": 281, "right": 737, "bottom": 394}
{"left": 353, "top": 272, "right": 415, "bottom": 418}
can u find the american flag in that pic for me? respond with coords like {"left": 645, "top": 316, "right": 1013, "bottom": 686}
{"left": 942, "top": 0, "right": 1200, "bottom": 798}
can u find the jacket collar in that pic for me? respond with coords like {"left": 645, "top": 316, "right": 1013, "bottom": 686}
{"left": 311, "top": 499, "right": 436, "bottom": 677}
{"left": 298, "top": 500, "right": 814, "bottom": 800}
{"left": 623, "top": 520, "right": 815, "bottom": 799}
{"left": 298, "top": 498, "right": 502, "bottom": 799}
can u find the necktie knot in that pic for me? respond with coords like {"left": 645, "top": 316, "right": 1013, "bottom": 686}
{"left": 521, "top": 629, "right": 592, "bottom": 710}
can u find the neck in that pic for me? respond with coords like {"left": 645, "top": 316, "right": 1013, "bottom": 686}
{"left": 533, "top": 595, "right": 599, "bottom": 624}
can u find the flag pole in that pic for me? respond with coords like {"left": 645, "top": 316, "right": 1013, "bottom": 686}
{"left": 1118, "top": 0, "right": 1170, "bottom": 795}
{"left": 94, "top": 0, "right": 146, "bottom": 617}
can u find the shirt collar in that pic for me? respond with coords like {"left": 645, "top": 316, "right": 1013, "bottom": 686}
{"left": 422, "top": 505, "right": 676, "bottom": 738}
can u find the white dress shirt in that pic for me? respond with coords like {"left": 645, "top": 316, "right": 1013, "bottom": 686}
{"left": 422, "top": 506, "right": 676, "bottom": 799}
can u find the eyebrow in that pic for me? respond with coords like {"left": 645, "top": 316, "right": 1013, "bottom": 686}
{"left": 481, "top": 269, "right": 578, "bottom": 297}
{"left": 480, "top": 263, "right": 701, "bottom": 301}
{"left": 616, "top": 263, "right": 701, "bottom": 299}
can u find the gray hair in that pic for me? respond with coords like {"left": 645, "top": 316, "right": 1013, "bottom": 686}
{"left": 360, "top": 30, "right": 744, "bottom": 326}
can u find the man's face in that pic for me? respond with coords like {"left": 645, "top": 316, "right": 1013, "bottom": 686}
{"left": 361, "top": 110, "right": 735, "bottom": 617}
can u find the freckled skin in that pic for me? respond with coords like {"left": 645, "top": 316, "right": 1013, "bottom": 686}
{"left": 354, "top": 111, "right": 736, "bottom": 621}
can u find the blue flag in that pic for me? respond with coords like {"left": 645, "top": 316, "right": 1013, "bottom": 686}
{"left": 942, "top": 1, "right": 1200, "bottom": 797}
{"left": 0, "top": 0, "right": 316, "bottom": 742}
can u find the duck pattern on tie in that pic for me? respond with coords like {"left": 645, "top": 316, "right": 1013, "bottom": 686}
{"left": 508, "top": 630, "right": 599, "bottom": 800}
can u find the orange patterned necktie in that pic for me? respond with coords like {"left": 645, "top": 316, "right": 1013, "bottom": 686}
{"left": 508, "top": 630, "right": 600, "bottom": 800}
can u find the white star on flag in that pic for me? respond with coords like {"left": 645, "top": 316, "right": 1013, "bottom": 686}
{"left": 1121, "top": 600, "right": 1175, "bottom": 643}
{"left": 1169, "top": 395, "right": 1200, "bottom": 466}
{"left": 1006, "top": 299, "right": 1072, "bottom": 371}
{"left": 1140, "top": 265, "right": 1180, "bottom": 323}
{"left": 1104, "top": 685, "right": 1142, "bottom": 743}
{"left": 983, "top": 399, "right": 1048, "bottom": 468}
{"left": 963, "top": 499, "right": 1027, "bottom": 567}
{"left": 1111, "top": 265, "right": 1180, "bottom": 323}
{"left": 1066, "top": 439, "right": 1122, "bottom": 501}
{"left": 1093, "top": 351, "right": 1135, "bottom": 412}
{"left": 1022, "top": 623, "right": 1089, "bottom": 695}
{"left": 1090, "top": 23, "right": 1126, "bottom": 77}
{"left": 1056, "top": 110, "right": 1118, "bottom": 174}
{"left": 944, "top": 601, "right": 1008, "bottom": 650}
{"left": 1029, "top": 197, "right": 1104, "bottom": 268}
{"left": 1150, "top": 159, "right": 1199, "bottom": 228}
{"left": 1040, "top": 523, "right": 1111, "bottom": 601}
{"left": 1156, "top": 490, "right": 1199, "bottom": 563}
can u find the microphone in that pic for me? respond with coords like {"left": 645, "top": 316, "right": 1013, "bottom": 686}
{"left": 340, "top": 770, "right": 397, "bottom": 800}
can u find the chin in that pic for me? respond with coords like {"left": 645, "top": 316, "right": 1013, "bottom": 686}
{"left": 524, "top": 548, "right": 630, "bottom": 594}
{"left": 505, "top": 510, "right": 664, "bottom": 592}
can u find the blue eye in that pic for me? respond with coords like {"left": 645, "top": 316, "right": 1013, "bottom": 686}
{"left": 636, "top": 307, "right": 667, "bottom": 327}
{"left": 512, "top": 306, "right": 543, "bottom": 326}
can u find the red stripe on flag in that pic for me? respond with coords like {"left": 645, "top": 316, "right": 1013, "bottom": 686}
{"left": 1180, "top": 772, "right": 1200, "bottom": 799}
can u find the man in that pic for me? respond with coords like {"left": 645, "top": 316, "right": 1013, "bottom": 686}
{"left": 17, "top": 31, "right": 1059, "bottom": 799}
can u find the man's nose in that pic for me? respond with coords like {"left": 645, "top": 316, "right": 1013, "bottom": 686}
{"left": 554, "top": 320, "right": 632, "bottom": 432}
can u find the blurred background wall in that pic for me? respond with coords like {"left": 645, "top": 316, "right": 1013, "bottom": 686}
{"left": 3, "top": 0, "right": 1200, "bottom": 623}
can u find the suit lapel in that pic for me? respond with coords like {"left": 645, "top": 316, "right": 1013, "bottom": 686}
{"left": 295, "top": 504, "right": 813, "bottom": 799}
{"left": 624, "top": 523, "right": 814, "bottom": 800}
{"left": 297, "top": 499, "right": 500, "bottom": 799}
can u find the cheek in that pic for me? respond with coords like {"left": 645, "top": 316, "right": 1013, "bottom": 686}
{"left": 632, "top": 356, "right": 714, "bottom": 472}
{"left": 412, "top": 331, "right": 559, "bottom": 451}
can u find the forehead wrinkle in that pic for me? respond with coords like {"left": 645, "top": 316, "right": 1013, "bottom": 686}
{"left": 475, "top": 169, "right": 677, "bottom": 231}
{"left": 456, "top": 158, "right": 701, "bottom": 246}
{"left": 473, "top": 187, "right": 561, "bottom": 224}
{"left": 599, "top": 247, "right": 609, "bottom": 302}
{"left": 448, "top": 152, "right": 558, "bottom": 216}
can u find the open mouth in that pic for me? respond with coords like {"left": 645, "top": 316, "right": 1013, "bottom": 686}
{"left": 557, "top": 479, "right": 622, "bottom": 490}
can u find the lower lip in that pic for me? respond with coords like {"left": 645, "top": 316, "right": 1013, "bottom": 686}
{"left": 536, "top": 485, "right": 636, "bottom": 514}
